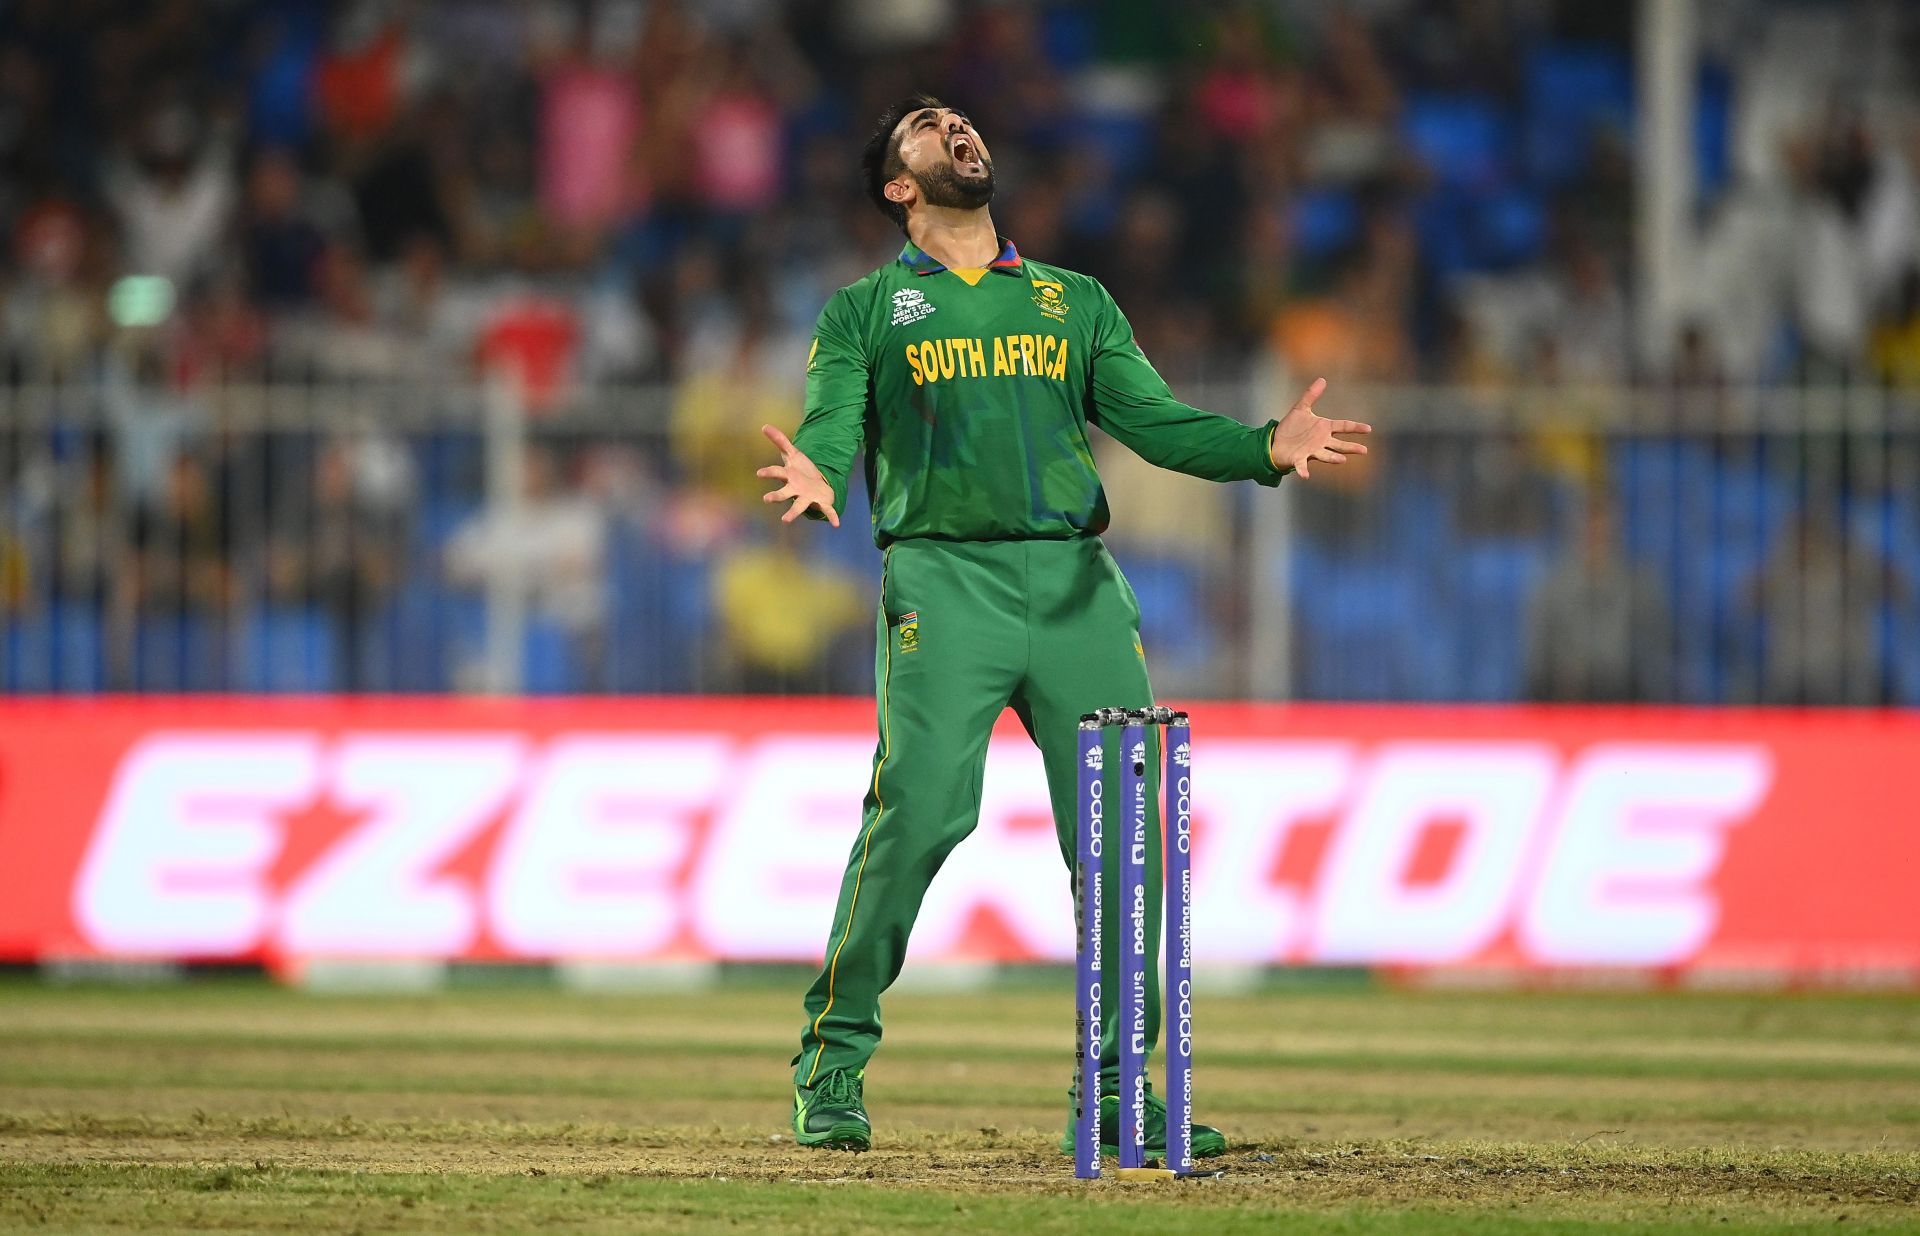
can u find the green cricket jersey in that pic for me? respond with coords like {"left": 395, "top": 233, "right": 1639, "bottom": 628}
{"left": 795, "top": 237, "right": 1285, "bottom": 545}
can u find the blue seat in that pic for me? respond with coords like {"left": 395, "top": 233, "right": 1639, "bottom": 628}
{"left": 1614, "top": 438, "right": 1799, "bottom": 700}
{"left": 131, "top": 612, "right": 223, "bottom": 692}
{"left": 1849, "top": 488, "right": 1920, "bottom": 577}
{"left": 1473, "top": 190, "right": 1547, "bottom": 268}
{"left": 358, "top": 580, "right": 458, "bottom": 692}
{"left": 233, "top": 606, "right": 340, "bottom": 693}
{"left": 606, "top": 520, "right": 713, "bottom": 693}
{"left": 1288, "top": 542, "right": 1441, "bottom": 701}
{"left": 436, "top": 588, "right": 589, "bottom": 693}
{"left": 415, "top": 497, "right": 480, "bottom": 555}
{"left": 1291, "top": 189, "right": 1361, "bottom": 258}
{"left": 606, "top": 523, "right": 675, "bottom": 692}
{"left": 1440, "top": 536, "right": 1555, "bottom": 702}
{"left": 1523, "top": 43, "right": 1632, "bottom": 185}
{"left": 1040, "top": 6, "right": 1095, "bottom": 70}
{"left": 1886, "top": 605, "right": 1920, "bottom": 705}
{"left": 522, "top": 617, "right": 578, "bottom": 694}
{"left": 1695, "top": 64, "right": 1732, "bottom": 200}
{"left": 414, "top": 431, "right": 486, "bottom": 513}
{"left": 1116, "top": 552, "right": 1217, "bottom": 681}
{"left": 1082, "top": 112, "right": 1154, "bottom": 178}
{"left": 1413, "top": 191, "right": 1477, "bottom": 279}
{"left": 3, "top": 604, "right": 104, "bottom": 692}
{"left": 1401, "top": 94, "right": 1511, "bottom": 191}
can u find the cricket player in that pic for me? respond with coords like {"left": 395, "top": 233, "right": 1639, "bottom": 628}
{"left": 759, "top": 96, "right": 1370, "bottom": 1156}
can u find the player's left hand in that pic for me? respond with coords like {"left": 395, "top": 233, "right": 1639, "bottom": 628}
{"left": 1268, "top": 378, "right": 1370, "bottom": 480}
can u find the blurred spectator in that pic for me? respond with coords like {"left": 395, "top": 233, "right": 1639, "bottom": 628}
{"left": 128, "top": 454, "right": 230, "bottom": 618}
{"left": 299, "top": 439, "right": 411, "bottom": 687}
{"left": 1739, "top": 511, "right": 1903, "bottom": 706}
{"left": 450, "top": 130, "right": 542, "bottom": 269}
{"left": 283, "top": 245, "right": 422, "bottom": 380}
{"left": 4, "top": 436, "right": 116, "bottom": 613}
{"left": 445, "top": 444, "right": 607, "bottom": 676}
{"left": 537, "top": 28, "right": 641, "bottom": 234}
{"left": 242, "top": 149, "right": 333, "bottom": 310}
{"left": 1453, "top": 431, "right": 1557, "bottom": 538}
{"left": 49, "top": 445, "right": 118, "bottom": 610}
{"left": 1870, "top": 266, "right": 1920, "bottom": 389}
{"left": 670, "top": 284, "right": 806, "bottom": 504}
{"left": 1269, "top": 209, "right": 1417, "bottom": 388}
{"left": 314, "top": 12, "right": 403, "bottom": 145}
{"left": 1784, "top": 114, "right": 1920, "bottom": 381}
{"left": 476, "top": 292, "right": 582, "bottom": 410}
{"left": 712, "top": 524, "right": 865, "bottom": 693}
{"left": 693, "top": 49, "right": 783, "bottom": 218}
{"left": 1664, "top": 321, "right": 1729, "bottom": 430}
{"left": 1523, "top": 334, "right": 1607, "bottom": 486}
{"left": 176, "top": 274, "right": 270, "bottom": 382}
{"left": 1551, "top": 243, "right": 1629, "bottom": 383}
{"left": 4, "top": 194, "right": 100, "bottom": 378}
{"left": 102, "top": 343, "right": 204, "bottom": 509}
{"left": 1786, "top": 123, "right": 1874, "bottom": 380}
{"left": 1524, "top": 500, "right": 1673, "bottom": 702}
{"left": 370, "top": 235, "right": 466, "bottom": 370}
{"left": 104, "top": 104, "right": 235, "bottom": 290}
{"left": 350, "top": 114, "right": 455, "bottom": 265}
{"left": 5, "top": 0, "right": 1919, "bottom": 391}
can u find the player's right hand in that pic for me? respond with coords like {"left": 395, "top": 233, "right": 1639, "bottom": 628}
{"left": 758, "top": 425, "right": 841, "bottom": 527}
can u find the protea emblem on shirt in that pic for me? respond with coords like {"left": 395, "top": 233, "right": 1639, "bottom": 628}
{"left": 1031, "top": 279, "right": 1070, "bottom": 320}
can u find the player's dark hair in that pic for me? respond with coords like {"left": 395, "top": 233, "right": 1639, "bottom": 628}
{"left": 863, "top": 94, "right": 944, "bottom": 234}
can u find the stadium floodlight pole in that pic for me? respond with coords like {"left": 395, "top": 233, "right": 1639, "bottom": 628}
{"left": 1162, "top": 710, "right": 1194, "bottom": 1175}
{"left": 1117, "top": 709, "right": 1151, "bottom": 1171}
{"left": 1074, "top": 714, "right": 1105, "bottom": 1180}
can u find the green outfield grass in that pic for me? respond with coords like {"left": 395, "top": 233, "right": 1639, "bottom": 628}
{"left": 1, "top": 976, "right": 1916, "bottom": 1233}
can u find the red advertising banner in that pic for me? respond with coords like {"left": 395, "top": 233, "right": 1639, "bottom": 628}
{"left": 0, "top": 697, "right": 1915, "bottom": 979}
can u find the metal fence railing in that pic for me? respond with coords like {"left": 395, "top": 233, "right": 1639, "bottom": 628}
{"left": 3, "top": 380, "right": 1917, "bottom": 704}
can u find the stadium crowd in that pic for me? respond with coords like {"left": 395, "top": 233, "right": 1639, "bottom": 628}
{"left": 2, "top": 0, "right": 1919, "bottom": 701}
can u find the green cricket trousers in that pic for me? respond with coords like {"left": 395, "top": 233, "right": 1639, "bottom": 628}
{"left": 793, "top": 533, "right": 1165, "bottom": 1090}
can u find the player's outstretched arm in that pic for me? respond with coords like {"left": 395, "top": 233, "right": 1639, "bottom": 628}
{"left": 757, "top": 424, "right": 841, "bottom": 527}
{"left": 1089, "top": 284, "right": 1354, "bottom": 486}
{"left": 1266, "top": 378, "right": 1371, "bottom": 480}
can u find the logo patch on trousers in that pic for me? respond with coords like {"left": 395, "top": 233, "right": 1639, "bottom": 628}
{"left": 899, "top": 612, "right": 920, "bottom": 654}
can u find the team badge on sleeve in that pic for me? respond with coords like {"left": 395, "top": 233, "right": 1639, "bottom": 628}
{"left": 1031, "top": 280, "right": 1070, "bottom": 320}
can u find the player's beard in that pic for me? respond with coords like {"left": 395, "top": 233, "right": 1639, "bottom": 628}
{"left": 911, "top": 157, "right": 995, "bottom": 211}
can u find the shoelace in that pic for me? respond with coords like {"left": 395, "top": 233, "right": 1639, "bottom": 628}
{"left": 815, "top": 1070, "right": 862, "bottom": 1107}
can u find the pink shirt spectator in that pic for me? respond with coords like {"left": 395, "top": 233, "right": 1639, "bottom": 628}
{"left": 540, "top": 64, "right": 640, "bottom": 230}
{"left": 695, "top": 90, "right": 781, "bottom": 212}
{"left": 1194, "top": 67, "right": 1277, "bottom": 142}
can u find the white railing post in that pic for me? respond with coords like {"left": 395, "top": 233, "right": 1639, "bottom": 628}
{"left": 1247, "top": 355, "right": 1295, "bottom": 701}
{"left": 481, "top": 376, "right": 527, "bottom": 695}
{"left": 1636, "top": 0, "right": 1697, "bottom": 369}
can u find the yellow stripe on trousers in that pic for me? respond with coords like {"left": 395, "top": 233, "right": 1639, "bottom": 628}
{"left": 804, "top": 548, "right": 893, "bottom": 1086}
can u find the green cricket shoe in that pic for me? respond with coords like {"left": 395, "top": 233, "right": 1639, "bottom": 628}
{"left": 1057, "top": 1087, "right": 1227, "bottom": 1160}
{"left": 792, "top": 1068, "right": 871, "bottom": 1152}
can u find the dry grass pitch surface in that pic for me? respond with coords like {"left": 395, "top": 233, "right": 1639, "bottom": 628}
{"left": 1, "top": 977, "right": 1916, "bottom": 1233}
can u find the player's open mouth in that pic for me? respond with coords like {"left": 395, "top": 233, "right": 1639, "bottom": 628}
{"left": 949, "top": 134, "right": 980, "bottom": 168}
